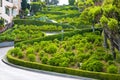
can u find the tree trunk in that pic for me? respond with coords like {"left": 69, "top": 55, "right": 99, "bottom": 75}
{"left": 103, "top": 29, "right": 109, "bottom": 48}
{"left": 110, "top": 35, "right": 116, "bottom": 59}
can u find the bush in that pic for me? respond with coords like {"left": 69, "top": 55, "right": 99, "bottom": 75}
{"left": 41, "top": 56, "right": 48, "bottom": 64}
{"left": 17, "top": 52, "right": 24, "bottom": 59}
{"left": 21, "top": 44, "right": 27, "bottom": 51}
{"left": 39, "top": 50, "right": 45, "bottom": 59}
{"left": 116, "top": 53, "right": 120, "bottom": 63}
{"left": 59, "top": 61, "right": 69, "bottom": 67}
{"left": 107, "top": 65, "right": 118, "bottom": 74}
{"left": 108, "top": 60, "right": 115, "bottom": 65}
{"left": 76, "top": 53, "right": 90, "bottom": 62}
{"left": 44, "top": 44, "right": 58, "bottom": 54}
{"left": 27, "top": 54, "right": 36, "bottom": 62}
{"left": 81, "top": 60, "right": 103, "bottom": 72}
{"left": 10, "top": 47, "right": 21, "bottom": 57}
{"left": 104, "top": 54, "right": 114, "bottom": 62}
{"left": 26, "top": 48, "right": 35, "bottom": 55}
{"left": 48, "top": 57, "right": 58, "bottom": 66}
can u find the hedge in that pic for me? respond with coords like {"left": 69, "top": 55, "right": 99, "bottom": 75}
{"left": 54, "top": 13, "right": 80, "bottom": 19}
{"left": 15, "top": 28, "right": 102, "bottom": 47}
{"left": 13, "top": 19, "right": 74, "bottom": 29}
{"left": 7, "top": 52, "right": 120, "bottom": 80}
{"left": 37, "top": 11, "right": 65, "bottom": 15}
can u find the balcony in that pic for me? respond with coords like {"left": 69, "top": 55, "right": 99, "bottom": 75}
{"left": 1, "top": 13, "right": 12, "bottom": 23}
{"left": 6, "top": 0, "right": 13, "bottom": 3}
{"left": 5, "top": 0, "right": 14, "bottom": 8}
{"left": 13, "top": 3, "right": 17, "bottom": 9}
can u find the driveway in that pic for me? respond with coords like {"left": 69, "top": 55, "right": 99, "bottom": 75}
{"left": 0, "top": 47, "right": 94, "bottom": 80}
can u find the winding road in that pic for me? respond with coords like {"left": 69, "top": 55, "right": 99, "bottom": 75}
{"left": 0, "top": 47, "right": 94, "bottom": 80}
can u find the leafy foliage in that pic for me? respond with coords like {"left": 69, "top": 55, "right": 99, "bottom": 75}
{"left": 27, "top": 54, "right": 36, "bottom": 62}
{"left": 107, "top": 65, "right": 118, "bottom": 74}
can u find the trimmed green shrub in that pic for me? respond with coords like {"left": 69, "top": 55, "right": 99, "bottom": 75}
{"left": 27, "top": 54, "right": 36, "bottom": 62}
{"left": 81, "top": 60, "right": 103, "bottom": 72}
{"left": 10, "top": 47, "right": 21, "bottom": 57}
{"left": 39, "top": 50, "right": 45, "bottom": 59}
{"left": 17, "top": 52, "right": 24, "bottom": 59}
{"left": 21, "top": 44, "right": 27, "bottom": 51}
{"left": 108, "top": 60, "right": 115, "bottom": 65}
{"left": 107, "top": 65, "right": 118, "bottom": 74}
{"left": 76, "top": 53, "right": 90, "bottom": 62}
{"left": 26, "top": 48, "right": 35, "bottom": 55}
{"left": 104, "top": 54, "right": 114, "bottom": 62}
{"left": 44, "top": 44, "right": 58, "bottom": 54}
{"left": 41, "top": 56, "right": 48, "bottom": 64}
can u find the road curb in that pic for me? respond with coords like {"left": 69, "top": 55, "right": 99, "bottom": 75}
{"left": 2, "top": 56, "right": 95, "bottom": 80}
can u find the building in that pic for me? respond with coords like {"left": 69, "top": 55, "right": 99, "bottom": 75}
{"left": 0, "top": 0, "right": 21, "bottom": 24}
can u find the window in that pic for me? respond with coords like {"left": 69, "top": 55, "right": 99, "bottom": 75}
{"left": 5, "top": 7, "right": 10, "bottom": 16}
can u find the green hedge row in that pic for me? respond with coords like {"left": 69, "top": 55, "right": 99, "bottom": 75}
{"left": 37, "top": 11, "right": 65, "bottom": 15}
{"left": 48, "top": 5, "right": 78, "bottom": 11}
{"left": 7, "top": 52, "right": 120, "bottom": 80}
{"left": 54, "top": 13, "right": 80, "bottom": 19}
{"left": 15, "top": 28, "right": 102, "bottom": 47}
{"left": 13, "top": 19, "right": 74, "bottom": 29}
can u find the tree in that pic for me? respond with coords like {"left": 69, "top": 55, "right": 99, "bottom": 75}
{"left": 45, "top": 0, "right": 50, "bottom": 5}
{"left": 69, "top": 0, "right": 75, "bottom": 5}
{"left": 50, "top": 0, "right": 59, "bottom": 5}
{"left": 100, "top": 16, "right": 109, "bottom": 48}
{"left": 99, "top": 0, "right": 120, "bottom": 59}
{"left": 20, "top": 0, "right": 28, "bottom": 17}
{"left": 75, "top": 0, "right": 86, "bottom": 12}
{"left": 88, "top": 6, "right": 102, "bottom": 32}
{"left": 21, "top": 0, "right": 27, "bottom": 11}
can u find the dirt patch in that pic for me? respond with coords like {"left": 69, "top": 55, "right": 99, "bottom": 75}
{"left": 0, "top": 26, "right": 4, "bottom": 30}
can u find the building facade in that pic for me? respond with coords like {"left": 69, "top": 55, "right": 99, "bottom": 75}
{"left": 0, "top": 0, "right": 21, "bottom": 24}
